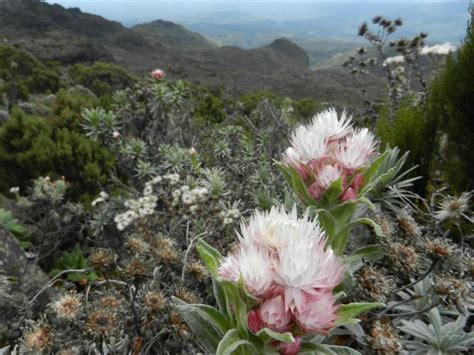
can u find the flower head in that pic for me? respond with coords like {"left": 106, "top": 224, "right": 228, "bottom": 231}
{"left": 294, "top": 292, "right": 339, "bottom": 335}
{"left": 258, "top": 295, "right": 292, "bottom": 332}
{"left": 53, "top": 293, "right": 81, "bottom": 319}
{"left": 435, "top": 192, "right": 472, "bottom": 222}
{"left": 151, "top": 69, "right": 165, "bottom": 80}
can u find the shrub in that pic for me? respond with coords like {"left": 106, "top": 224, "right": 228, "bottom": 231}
{"left": 428, "top": 22, "right": 474, "bottom": 192}
{"left": 193, "top": 94, "right": 226, "bottom": 125}
{"left": 27, "top": 67, "right": 63, "bottom": 94}
{"left": 0, "top": 109, "right": 115, "bottom": 201}
{"left": 70, "top": 61, "right": 136, "bottom": 97}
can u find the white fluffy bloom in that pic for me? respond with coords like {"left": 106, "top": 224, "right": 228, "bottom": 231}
{"left": 273, "top": 234, "right": 345, "bottom": 311}
{"left": 383, "top": 55, "right": 405, "bottom": 66}
{"left": 164, "top": 173, "right": 180, "bottom": 185}
{"left": 227, "top": 245, "right": 276, "bottom": 297}
{"left": 182, "top": 191, "right": 196, "bottom": 205}
{"left": 143, "top": 184, "right": 153, "bottom": 196}
{"left": 239, "top": 206, "right": 320, "bottom": 250}
{"left": 283, "top": 125, "right": 327, "bottom": 165}
{"left": 308, "top": 108, "right": 353, "bottom": 142}
{"left": 420, "top": 43, "right": 456, "bottom": 56}
{"left": 316, "top": 164, "right": 343, "bottom": 189}
{"left": 336, "top": 128, "right": 377, "bottom": 170}
{"left": 9, "top": 187, "right": 19, "bottom": 194}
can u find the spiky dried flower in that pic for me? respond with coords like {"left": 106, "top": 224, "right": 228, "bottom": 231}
{"left": 57, "top": 345, "right": 82, "bottom": 355}
{"left": 175, "top": 287, "right": 199, "bottom": 304}
{"left": 396, "top": 209, "right": 421, "bottom": 237}
{"left": 425, "top": 239, "right": 455, "bottom": 260}
{"left": 434, "top": 192, "right": 472, "bottom": 222}
{"left": 23, "top": 325, "right": 54, "bottom": 352}
{"left": 373, "top": 214, "right": 395, "bottom": 238}
{"left": 88, "top": 248, "right": 116, "bottom": 270}
{"left": 359, "top": 22, "right": 369, "bottom": 36}
{"left": 434, "top": 276, "right": 470, "bottom": 310}
{"left": 143, "top": 291, "right": 166, "bottom": 313}
{"left": 125, "top": 258, "right": 148, "bottom": 279}
{"left": 154, "top": 237, "right": 179, "bottom": 263}
{"left": 367, "top": 319, "right": 402, "bottom": 354}
{"left": 53, "top": 293, "right": 81, "bottom": 319}
{"left": 99, "top": 296, "right": 121, "bottom": 309}
{"left": 387, "top": 243, "right": 418, "bottom": 271}
{"left": 86, "top": 310, "right": 116, "bottom": 335}
{"left": 358, "top": 266, "right": 393, "bottom": 302}
{"left": 126, "top": 236, "right": 149, "bottom": 254}
{"left": 186, "top": 261, "right": 208, "bottom": 282}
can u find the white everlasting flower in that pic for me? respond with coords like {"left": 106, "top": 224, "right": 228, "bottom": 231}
{"left": 180, "top": 185, "right": 190, "bottom": 192}
{"left": 172, "top": 189, "right": 181, "bottom": 198}
{"left": 336, "top": 128, "right": 377, "bottom": 170}
{"left": 228, "top": 209, "right": 241, "bottom": 219}
{"left": 383, "top": 55, "right": 405, "bottom": 66}
{"left": 308, "top": 108, "right": 353, "bottom": 142}
{"left": 182, "top": 191, "right": 196, "bottom": 205}
{"left": 420, "top": 42, "right": 456, "bottom": 56}
{"left": 143, "top": 185, "right": 153, "bottom": 196}
{"left": 273, "top": 233, "right": 345, "bottom": 311}
{"left": 223, "top": 217, "right": 234, "bottom": 225}
{"left": 435, "top": 192, "right": 472, "bottom": 222}
{"left": 239, "top": 206, "right": 321, "bottom": 251}
{"left": 316, "top": 164, "right": 343, "bottom": 189}
{"left": 9, "top": 187, "right": 19, "bottom": 194}
{"left": 234, "top": 244, "right": 275, "bottom": 297}
{"left": 165, "top": 173, "right": 180, "bottom": 185}
{"left": 149, "top": 176, "right": 162, "bottom": 185}
{"left": 284, "top": 125, "right": 327, "bottom": 166}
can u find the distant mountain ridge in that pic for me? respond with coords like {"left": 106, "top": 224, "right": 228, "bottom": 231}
{"left": 0, "top": 0, "right": 381, "bottom": 103}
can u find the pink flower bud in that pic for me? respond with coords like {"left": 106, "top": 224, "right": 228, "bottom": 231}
{"left": 278, "top": 336, "right": 301, "bottom": 355}
{"left": 294, "top": 292, "right": 339, "bottom": 335}
{"left": 308, "top": 182, "right": 322, "bottom": 200}
{"left": 247, "top": 309, "right": 264, "bottom": 334}
{"left": 151, "top": 69, "right": 165, "bottom": 80}
{"left": 259, "top": 295, "right": 292, "bottom": 332}
{"left": 351, "top": 173, "right": 364, "bottom": 189}
{"left": 340, "top": 187, "right": 357, "bottom": 202}
{"left": 112, "top": 131, "right": 121, "bottom": 139}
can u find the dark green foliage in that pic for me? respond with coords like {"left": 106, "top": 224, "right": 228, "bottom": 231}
{"left": 50, "top": 244, "right": 98, "bottom": 282}
{"left": 240, "top": 91, "right": 281, "bottom": 116}
{"left": 0, "top": 44, "right": 40, "bottom": 77}
{"left": 194, "top": 94, "right": 227, "bottom": 125}
{"left": 50, "top": 88, "right": 99, "bottom": 128}
{"left": 377, "top": 99, "right": 438, "bottom": 194}
{"left": 0, "top": 109, "right": 115, "bottom": 200}
{"left": 428, "top": 23, "right": 474, "bottom": 192}
{"left": 292, "top": 97, "right": 321, "bottom": 121}
{"left": 27, "top": 66, "right": 63, "bottom": 93}
{"left": 70, "top": 61, "right": 136, "bottom": 97}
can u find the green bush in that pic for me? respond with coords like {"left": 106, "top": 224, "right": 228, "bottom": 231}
{"left": 50, "top": 88, "right": 99, "bottom": 129}
{"left": 70, "top": 61, "right": 136, "bottom": 97}
{"left": 27, "top": 67, "right": 63, "bottom": 94}
{"left": 428, "top": 22, "right": 474, "bottom": 192}
{"left": 377, "top": 98, "right": 438, "bottom": 194}
{"left": 193, "top": 94, "right": 227, "bottom": 125}
{"left": 0, "top": 109, "right": 115, "bottom": 201}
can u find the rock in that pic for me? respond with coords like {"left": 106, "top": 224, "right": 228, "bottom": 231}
{"left": 17, "top": 101, "right": 50, "bottom": 116}
{"left": 0, "top": 109, "right": 9, "bottom": 123}
{"left": 0, "top": 228, "right": 52, "bottom": 342}
{"left": 68, "top": 84, "right": 97, "bottom": 98}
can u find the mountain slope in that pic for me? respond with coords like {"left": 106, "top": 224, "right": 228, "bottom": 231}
{"left": 132, "top": 20, "right": 218, "bottom": 51}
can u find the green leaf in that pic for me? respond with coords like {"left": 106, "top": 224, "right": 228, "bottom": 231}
{"left": 256, "top": 328, "right": 295, "bottom": 344}
{"left": 217, "top": 329, "right": 258, "bottom": 355}
{"left": 172, "top": 297, "right": 230, "bottom": 353}
{"left": 353, "top": 218, "right": 384, "bottom": 237}
{"left": 321, "top": 177, "right": 343, "bottom": 206}
{"left": 221, "top": 281, "right": 249, "bottom": 336}
{"left": 336, "top": 302, "right": 384, "bottom": 326}
{"left": 361, "top": 150, "right": 390, "bottom": 188}
{"left": 300, "top": 343, "right": 362, "bottom": 354}
{"left": 196, "top": 239, "right": 222, "bottom": 278}
{"left": 345, "top": 245, "right": 384, "bottom": 265}
{"left": 213, "top": 277, "right": 228, "bottom": 316}
{"left": 276, "top": 162, "right": 316, "bottom": 207}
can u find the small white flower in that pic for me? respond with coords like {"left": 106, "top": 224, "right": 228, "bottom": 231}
{"left": 223, "top": 217, "right": 234, "bottom": 225}
{"left": 149, "top": 176, "right": 163, "bottom": 185}
{"left": 9, "top": 187, "right": 19, "bottom": 194}
{"left": 172, "top": 189, "right": 182, "bottom": 198}
{"left": 189, "top": 205, "right": 199, "bottom": 214}
{"left": 228, "top": 209, "right": 241, "bottom": 219}
{"left": 165, "top": 173, "right": 180, "bottom": 185}
{"left": 383, "top": 55, "right": 405, "bottom": 66}
{"left": 435, "top": 192, "right": 472, "bottom": 222}
{"left": 182, "top": 191, "right": 195, "bottom": 205}
{"left": 180, "top": 185, "right": 190, "bottom": 192}
{"left": 143, "top": 185, "right": 153, "bottom": 196}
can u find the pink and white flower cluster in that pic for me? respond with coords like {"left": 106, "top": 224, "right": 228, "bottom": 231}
{"left": 283, "top": 109, "right": 377, "bottom": 202}
{"left": 218, "top": 207, "right": 346, "bottom": 351}
{"left": 151, "top": 69, "right": 165, "bottom": 80}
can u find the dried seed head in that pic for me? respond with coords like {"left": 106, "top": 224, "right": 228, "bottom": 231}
{"left": 86, "top": 310, "right": 116, "bottom": 335}
{"left": 125, "top": 258, "right": 148, "bottom": 279}
{"left": 373, "top": 214, "right": 395, "bottom": 238}
{"left": 89, "top": 248, "right": 116, "bottom": 270}
{"left": 372, "top": 15, "right": 383, "bottom": 24}
{"left": 169, "top": 311, "right": 183, "bottom": 326}
{"left": 187, "top": 261, "right": 209, "bottom": 282}
{"left": 54, "top": 293, "right": 81, "bottom": 319}
{"left": 358, "top": 266, "right": 393, "bottom": 302}
{"left": 154, "top": 238, "right": 179, "bottom": 263}
{"left": 57, "top": 346, "right": 82, "bottom": 355}
{"left": 126, "top": 236, "right": 149, "bottom": 254}
{"left": 396, "top": 209, "right": 421, "bottom": 237}
{"left": 99, "top": 296, "right": 121, "bottom": 309}
{"left": 425, "top": 239, "right": 454, "bottom": 260}
{"left": 24, "top": 326, "right": 53, "bottom": 352}
{"left": 175, "top": 287, "right": 199, "bottom": 304}
{"left": 434, "top": 276, "right": 470, "bottom": 309}
{"left": 387, "top": 243, "right": 418, "bottom": 271}
{"left": 358, "top": 22, "right": 369, "bottom": 36}
{"left": 367, "top": 319, "right": 402, "bottom": 354}
{"left": 143, "top": 291, "right": 166, "bottom": 313}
